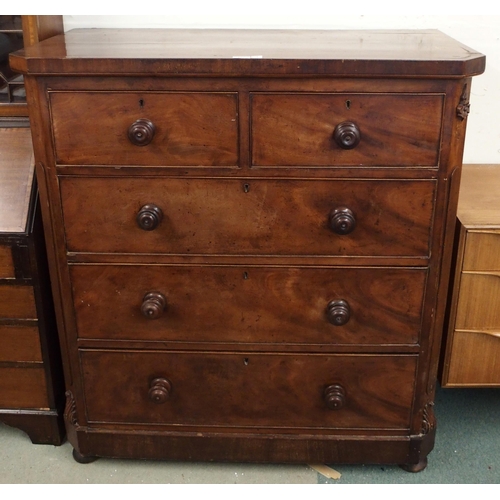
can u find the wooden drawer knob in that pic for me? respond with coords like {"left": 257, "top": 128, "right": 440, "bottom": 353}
{"left": 128, "top": 118, "right": 156, "bottom": 146}
{"left": 148, "top": 377, "right": 172, "bottom": 404}
{"left": 141, "top": 292, "right": 167, "bottom": 319}
{"left": 329, "top": 207, "right": 356, "bottom": 235}
{"left": 324, "top": 384, "right": 346, "bottom": 410}
{"left": 326, "top": 299, "right": 350, "bottom": 326}
{"left": 137, "top": 204, "right": 163, "bottom": 231}
{"left": 333, "top": 121, "right": 361, "bottom": 149}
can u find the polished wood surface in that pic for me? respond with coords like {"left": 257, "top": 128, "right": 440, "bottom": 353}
{"left": 70, "top": 265, "right": 426, "bottom": 346}
{"left": 50, "top": 91, "right": 239, "bottom": 166}
{"left": 0, "top": 128, "right": 34, "bottom": 232}
{"left": 251, "top": 93, "right": 443, "bottom": 167}
{"left": 441, "top": 164, "right": 500, "bottom": 387}
{"left": 10, "top": 29, "right": 485, "bottom": 77}
{"left": 59, "top": 177, "right": 436, "bottom": 257}
{"left": 11, "top": 28, "right": 484, "bottom": 467}
{"left": 81, "top": 350, "right": 417, "bottom": 429}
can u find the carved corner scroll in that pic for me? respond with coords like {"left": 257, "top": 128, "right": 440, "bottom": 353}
{"left": 456, "top": 84, "right": 470, "bottom": 120}
{"left": 64, "top": 390, "right": 78, "bottom": 427}
{"left": 422, "top": 401, "right": 436, "bottom": 435}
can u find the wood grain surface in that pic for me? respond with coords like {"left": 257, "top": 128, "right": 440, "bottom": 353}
{"left": 60, "top": 177, "right": 436, "bottom": 258}
{"left": 70, "top": 264, "right": 426, "bottom": 345}
{"left": 80, "top": 349, "right": 417, "bottom": 430}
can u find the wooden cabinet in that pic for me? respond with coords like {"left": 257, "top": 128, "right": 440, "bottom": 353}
{"left": 10, "top": 28, "right": 485, "bottom": 469}
{"left": 441, "top": 165, "right": 500, "bottom": 387}
{"left": 0, "top": 128, "right": 65, "bottom": 443}
{"left": 0, "top": 15, "right": 64, "bottom": 444}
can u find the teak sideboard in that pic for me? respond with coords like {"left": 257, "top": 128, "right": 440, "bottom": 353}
{"left": 441, "top": 164, "right": 500, "bottom": 387}
{"left": 10, "top": 29, "right": 485, "bottom": 471}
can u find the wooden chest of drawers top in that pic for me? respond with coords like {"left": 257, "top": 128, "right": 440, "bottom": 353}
{"left": 11, "top": 29, "right": 485, "bottom": 77}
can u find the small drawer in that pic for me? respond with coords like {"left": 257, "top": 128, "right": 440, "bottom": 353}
{"left": 455, "top": 273, "right": 500, "bottom": 330}
{"left": 0, "top": 245, "right": 15, "bottom": 279}
{"left": 0, "top": 285, "right": 37, "bottom": 319}
{"left": 0, "top": 325, "right": 43, "bottom": 362}
{"left": 60, "top": 177, "right": 436, "bottom": 258}
{"left": 446, "top": 330, "right": 500, "bottom": 386}
{"left": 462, "top": 231, "right": 500, "bottom": 271}
{"left": 0, "top": 366, "right": 49, "bottom": 409}
{"left": 70, "top": 264, "right": 426, "bottom": 345}
{"left": 49, "top": 91, "right": 239, "bottom": 167}
{"left": 81, "top": 349, "right": 417, "bottom": 430}
{"left": 251, "top": 93, "right": 443, "bottom": 167}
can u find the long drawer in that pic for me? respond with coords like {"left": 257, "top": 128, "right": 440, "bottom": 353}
{"left": 49, "top": 91, "right": 239, "bottom": 167}
{"left": 70, "top": 264, "right": 426, "bottom": 345}
{"left": 80, "top": 349, "right": 417, "bottom": 430}
{"left": 251, "top": 93, "right": 443, "bottom": 167}
{"left": 60, "top": 177, "right": 436, "bottom": 258}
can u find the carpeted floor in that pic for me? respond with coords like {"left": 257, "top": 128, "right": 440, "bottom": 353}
{"left": 0, "top": 385, "right": 498, "bottom": 484}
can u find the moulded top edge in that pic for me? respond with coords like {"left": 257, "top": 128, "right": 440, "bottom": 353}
{"left": 9, "top": 28, "right": 486, "bottom": 78}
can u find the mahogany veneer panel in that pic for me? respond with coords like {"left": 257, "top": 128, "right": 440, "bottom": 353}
{"left": 251, "top": 93, "right": 443, "bottom": 167}
{"left": 70, "top": 265, "right": 426, "bottom": 345}
{"left": 81, "top": 350, "right": 417, "bottom": 430}
{"left": 60, "top": 177, "right": 436, "bottom": 257}
{"left": 50, "top": 91, "right": 239, "bottom": 167}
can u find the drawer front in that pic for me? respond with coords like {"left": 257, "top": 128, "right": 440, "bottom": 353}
{"left": 455, "top": 273, "right": 500, "bottom": 330}
{"left": 462, "top": 231, "right": 500, "bottom": 271}
{"left": 0, "top": 366, "right": 48, "bottom": 409}
{"left": 81, "top": 350, "right": 417, "bottom": 429}
{"left": 446, "top": 330, "right": 500, "bottom": 386}
{"left": 0, "top": 325, "right": 42, "bottom": 362}
{"left": 70, "top": 265, "right": 426, "bottom": 345}
{"left": 60, "top": 177, "right": 436, "bottom": 258}
{"left": 0, "top": 285, "right": 37, "bottom": 319}
{"left": 0, "top": 245, "right": 15, "bottom": 279}
{"left": 251, "top": 93, "right": 443, "bottom": 166}
{"left": 50, "top": 91, "right": 239, "bottom": 166}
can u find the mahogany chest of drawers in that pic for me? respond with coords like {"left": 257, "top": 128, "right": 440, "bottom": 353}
{"left": 10, "top": 29, "right": 485, "bottom": 470}
{"left": 0, "top": 127, "right": 65, "bottom": 444}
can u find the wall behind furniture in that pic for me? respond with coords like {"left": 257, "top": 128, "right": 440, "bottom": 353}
{"left": 63, "top": 11, "right": 500, "bottom": 164}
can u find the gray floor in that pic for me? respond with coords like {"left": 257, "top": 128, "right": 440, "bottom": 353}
{"left": 1, "top": 385, "right": 499, "bottom": 484}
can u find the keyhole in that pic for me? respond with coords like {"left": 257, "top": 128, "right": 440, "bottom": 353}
{"left": 345, "top": 100, "right": 351, "bottom": 110}
{"left": 244, "top": 358, "right": 249, "bottom": 366}
{"left": 243, "top": 272, "right": 249, "bottom": 280}
{"left": 243, "top": 183, "right": 250, "bottom": 193}
{"left": 139, "top": 99, "right": 144, "bottom": 108}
